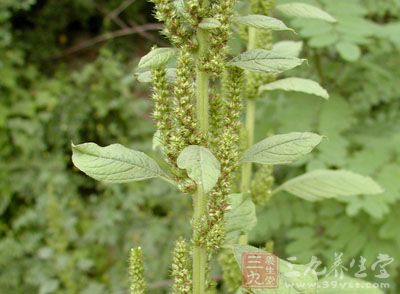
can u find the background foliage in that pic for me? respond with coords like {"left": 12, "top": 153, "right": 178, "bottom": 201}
{"left": 251, "top": 0, "right": 400, "bottom": 291}
{"left": 0, "top": 0, "right": 399, "bottom": 293}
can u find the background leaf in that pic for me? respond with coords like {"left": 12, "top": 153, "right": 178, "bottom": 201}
{"left": 336, "top": 41, "right": 361, "bottom": 62}
{"left": 230, "top": 49, "right": 305, "bottom": 74}
{"left": 241, "top": 132, "right": 323, "bottom": 165}
{"left": 259, "top": 77, "right": 329, "bottom": 99}
{"left": 225, "top": 194, "right": 257, "bottom": 244}
{"left": 276, "top": 2, "right": 337, "bottom": 23}
{"left": 272, "top": 41, "right": 303, "bottom": 57}
{"left": 235, "top": 15, "right": 294, "bottom": 32}
{"left": 276, "top": 170, "right": 384, "bottom": 201}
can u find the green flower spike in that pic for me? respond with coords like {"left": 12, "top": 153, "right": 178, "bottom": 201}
{"left": 129, "top": 247, "right": 146, "bottom": 294}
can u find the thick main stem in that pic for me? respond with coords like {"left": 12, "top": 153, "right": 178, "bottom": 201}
{"left": 241, "top": 27, "right": 257, "bottom": 193}
{"left": 196, "top": 33, "right": 209, "bottom": 132}
{"left": 241, "top": 98, "right": 255, "bottom": 192}
{"left": 193, "top": 185, "right": 207, "bottom": 294}
{"left": 193, "top": 27, "right": 209, "bottom": 294}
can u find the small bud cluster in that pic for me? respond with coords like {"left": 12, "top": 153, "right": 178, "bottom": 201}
{"left": 129, "top": 247, "right": 146, "bottom": 294}
{"left": 151, "top": 46, "right": 204, "bottom": 188}
{"left": 192, "top": 215, "right": 209, "bottom": 246}
{"left": 150, "top": 0, "right": 241, "bottom": 232}
{"left": 150, "top": 0, "right": 194, "bottom": 48}
{"left": 206, "top": 280, "right": 218, "bottom": 293}
{"left": 207, "top": 67, "right": 244, "bottom": 248}
{"left": 209, "top": 90, "right": 224, "bottom": 140}
{"left": 247, "top": 71, "right": 276, "bottom": 100}
{"left": 171, "top": 47, "right": 204, "bottom": 151}
{"left": 251, "top": 0, "right": 275, "bottom": 14}
{"left": 265, "top": 240, "right": 274, "bottom": 252}
{"left": 218, "top": 249, "right": 241, "bottom": 292}
{"left": 172, "top": 239, "right": 192, "bottom": 293}
{"left": 187, "top": 0, "right": 205, "bottom": 27}
{"left": 172, "top": 46, "right": 205, "bottom": 188}
{"left": 152, "top": 67, "right": 172, "bottom": 150}
{"left": 251, "top": 164, "right": 274, "bottom": 206}
{"left": 204, "top": 221, "right": 225, "bottom": 251}
{"left": 201, "top": 0, "right": 236, "bottom": 77}
{"left": 193, "top": 216, "right": 225, "bottom": 252}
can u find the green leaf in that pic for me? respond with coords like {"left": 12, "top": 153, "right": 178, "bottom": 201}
{"left": 199, "top": 18, "right": 221, "bottom": 29}
{"left": 235, "top": 15, "right": 294, "bottom": 32}
{"left": 309, "top": 33, "right": 339, "bottom": 48}
{"left": 0, "top": 194, "right": 11, "bottom": 216}
{"left": 276, "top": 170, "right": 384, "bottom": 201}
{"left": 225, "top": 194, "right": 257, "bottom": 244}
{"left": 336, "top": 41, "right": 361, "bottom": 62}
{"left": 136, "top": 68, "right": 176, "bottom": 83}
{"left": 241, "top": 132, "right": 323, "bottom": 165}
{"left": 318, "top": 275, "right": 384, "bottom": 293}
{"left": 39, "top": 279, "right": 60, "bottom": 294}
{"left": 230, "top": 49, "right": 305, "bottom": 74}
{"left": 137, "top": 47, "right": 176, "bottom": 70}
{"left": 272, "top": 41, "right": 303, "bottom": 57}
{"left": 318, "top": 97, "right": 354, "bottom": 136}
{"left": 71, "top": 142, "right": 165, "bottom": 183}
{"left": 232, "top": 245, "right": 318, "bottom": 293}
{"left": 276, "top": 2, "right": 337, "bottom": 23}
{"left": 177, "top": 145, "right": 221, "bottom": 193}
{"left": 299, "top": 20, "right": 333, "bottom": 37}
{"left": 259, "top": 77, "right": 329, "bottom": 99}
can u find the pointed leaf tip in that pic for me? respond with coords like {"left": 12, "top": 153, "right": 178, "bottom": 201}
{"left": 259, "top": 77, "right": 329, "bottom": 99}
{"left": 235, "top": 15, "right": 295, "bottom": 32}
{"left": 241, "top": 132, "right": 323, "bottom": 165}
{"left": 225, "top": 194, "right": 257, "bottom": 244}
{"left": 276, "top": 169, "right": 384, "bottom": 201}
{"left": 137, "top": 47, "right": 176, "bottom": 70}
{"left": 272, "top": 41, "right": 303, "bottom": 57}
{"left": 230, "top": 49, "right": 305, "bottom": 74}
{"left": 276, "top": 2, "right": 337, "bottom": 23}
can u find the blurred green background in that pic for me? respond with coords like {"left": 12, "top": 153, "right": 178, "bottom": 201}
{"left": 1, "top": 0, "right": 400, "bottom": 293}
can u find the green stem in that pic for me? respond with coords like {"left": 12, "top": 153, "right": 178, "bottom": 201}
{"left": 239, "top": 234, "right": 248, "bottom": 245}
{"left": 241, "top": 99, "right": 255, "bottom": 193}
{"left": 241, "top": 27, "right": 257, "bottom": 194}
{"left": 193, "top": 27, "right": 209, "bottom": 294}
{"left": 193, "top": 185, "right": 207, "bottom": 294}
{"left": 196, "top": 32, "right": 209, "bottom": 132}
{"left": 247, "top": 26, "right": 257, "bottom": 51}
